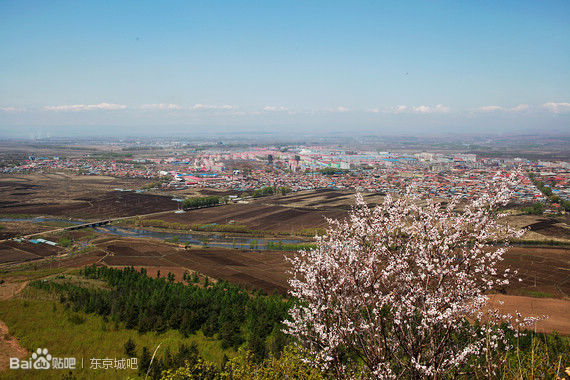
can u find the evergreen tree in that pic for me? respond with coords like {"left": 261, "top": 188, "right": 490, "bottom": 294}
{"left": 124, "top": 338, "right": 136, "bottom": 357}
{"left": 138, "top": 346, "right": 151, "bottom": 376}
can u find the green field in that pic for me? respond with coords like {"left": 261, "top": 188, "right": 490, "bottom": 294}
{"left": 0, "top": 286, "right": 232, "bottom": 379}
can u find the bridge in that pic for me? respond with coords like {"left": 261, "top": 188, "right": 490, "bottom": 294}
{"left": 13, "top": 209, "right": 179, "bottom": 241}
{"left": 65, "top": 220, "right": 112, "bottom": 230}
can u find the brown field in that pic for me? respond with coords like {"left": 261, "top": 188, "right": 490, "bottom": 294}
{"left": 90, "top": 237, "right": 291, "bottom": 293}
{"left": 0, "top": 240, "right": 62, "bottom": 265}
{"left": 0, "top": 247, "right": 39, "bottom": 264}
{"left": 0, "top": 174, "right": 177, "bottom": 219}
{"left": 505, "top": 214, "right": 570, "bottom": 242}
{"left": 0, "top": 221, "right": 58, "bottom": 240}
{"left": 144, "top": 190, "right": 381, "bottom": 233}
{"left": 153, "top": 202, "right": 345, "bottom": 233}
{"left": 143, "top": 190, "right": 569, "bottom": 241}
{"left": 41, "top": 248, "right": 108, "bottom": 269}
{"left": 500, "top": 247, "right": 570, "bottom": 298}
{"left": 81, "top": 236, "right": 570, "bottom": 301}
{"left": 487, "top": 295, "right": 570, "bottom": 335}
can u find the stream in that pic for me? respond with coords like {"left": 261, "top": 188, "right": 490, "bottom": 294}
{"left": 0, "top": 217, "right": 307, "bottom": 250}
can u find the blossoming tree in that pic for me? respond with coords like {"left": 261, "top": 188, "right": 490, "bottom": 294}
{"left": 285, "top": 174, "right": 526, "bottom": 378}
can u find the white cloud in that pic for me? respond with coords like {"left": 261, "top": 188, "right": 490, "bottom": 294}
{"left": 322, "top": 106, "right": 351, "bottom": 113}
{"left": 191, "top": 104, "right": 233, "bottom": 110}
{"left": 0, "top": 106, "right": 22, "bottom": 112}
{"left": 412, "top": 105, "right": 431, "bottom": 113}
{"left": 44, "top": 103, "right": 127, "bottom": 111}
{"left": 367, "top": 108, "right": 380, "bottom": 113}
{"left": 140, "top": 103, "right": 182, "bottom": 111}
{"left": 510, "top": 104, "right": 529, "bottom": 112}
{"left": 543, "top": 102, "right": 570, "bottom": 114}
{"left": 391, "top": 105, "right": 408, "bottom": 114}
{"left": 383, "top": 104, "right": 449, "bottom": 114}
{"left": 411, "top": 104, "right": 450, "bottom": 114}
{"left": 475, "top": 104, "right": 529, "bottom": 113}
{"left": 263, "top": 106, "right": 288, "bottom": 112}
{"left": 476, "top": 105, "right": 504, "bottom": 112}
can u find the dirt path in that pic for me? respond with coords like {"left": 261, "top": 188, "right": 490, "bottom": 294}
{"left": 0, "top": 281, "right": 28, "bottom": 301}
{"left": 0, "top": 281, "right": 28, "bottom": 371}
{"left": 0, "top": 320, "right": 28, "bottom": 371}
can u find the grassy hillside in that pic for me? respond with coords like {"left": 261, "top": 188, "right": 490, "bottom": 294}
{"left": 0, "top": 286, "right": 231, "bottom": 379}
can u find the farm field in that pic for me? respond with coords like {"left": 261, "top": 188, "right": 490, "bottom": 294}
{"left": 0, "top": 174, "right": 178, "bottom": 219}
{"left": 92, "top": 239, "right": 570, "bottom": 301}
{"left": 95, "top": 238, "right": 292, "bottom": 294}
{"left": 142, "top": 190, "right": 398, "bottom": 234}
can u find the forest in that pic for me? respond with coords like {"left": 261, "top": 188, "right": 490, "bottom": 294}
{"left": 30, "top": 266, "right": 292, "bottom": 362}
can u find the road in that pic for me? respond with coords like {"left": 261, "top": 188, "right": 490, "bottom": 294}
{"left": 13, "top": 209, "right": 179, "bottom": 241}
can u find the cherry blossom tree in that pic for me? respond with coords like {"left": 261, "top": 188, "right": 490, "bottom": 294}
{"left": 285, "top": 173, "right": 527, "bottom": 379}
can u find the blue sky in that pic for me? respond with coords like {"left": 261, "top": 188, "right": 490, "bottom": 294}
{"left": 0, "top": 0, "right": 569, "bottom": 136}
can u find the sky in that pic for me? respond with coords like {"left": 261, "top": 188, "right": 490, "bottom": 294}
{"left": 0, "top": 0, "right": 569, "bottom": 137}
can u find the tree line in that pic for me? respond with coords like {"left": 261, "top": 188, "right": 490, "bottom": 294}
{"left": 181, "top": 196, "right": 220, "bottom": 209}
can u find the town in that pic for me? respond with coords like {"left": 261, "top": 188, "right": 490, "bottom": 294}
{"left": 3, "top": 144, "right": 569, "bottom": 213}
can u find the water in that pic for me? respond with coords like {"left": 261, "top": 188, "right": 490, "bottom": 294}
{"left": 95, "top": 225, "right": 304, "bottom": 250}
{"left": 0, "top": 217, "right": 305, "bottom": 250}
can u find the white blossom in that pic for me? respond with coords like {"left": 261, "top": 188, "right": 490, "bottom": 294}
{"left": 284, "top": 172, "right": 537, "bottom": 378}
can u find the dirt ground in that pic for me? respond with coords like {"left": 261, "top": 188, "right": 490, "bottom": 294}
{"left": 0, "top": 176, "right": 568, "bottom": 335}
{"left": 505, "top": 214, "right": 570, "bottom": 242}
{"left": 0, "top": 174, "right": 177, "bottom": 219}
{"left": 0, "top": 240, "right": 62, "bottom": 265}
{"left": 90, "top": 236, "right": 570, "bottom": 299}
{"left": 500, "top": 247, "right": 570, "bottom": 299}
{"left": 0, "top": 281, "right": 28, "bottom": 371}
{"left": 146, "top": 190, "right": 371, "bottom": 233}
{"left": 146, "top": 190, "right": 569, "bottom": 240}
{"left": 153, "top": 202, "right": 346, "bottom": 233}
{"left": 0, "top": 221, "right": 58, "bottom": 240}
{"left": 89, "top": 237, "right": 570, "bottom": 334}
{"left": 487, "top": 294, "right": 570, "bottom": 335}
{"left": 93, "top": 237, "right": 292, "bottom": 293}
{"left": 0, "top": 233, "right": 569, "bottom": 334}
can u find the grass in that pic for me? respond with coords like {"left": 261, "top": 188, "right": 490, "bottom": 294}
{"left": 114, "top": 218, "right": 315, "bottom": 239}
{"left": 511, "top": 239, "right": 570, "bottom": 247}
{"left": 0, "top": 286, "right": 234, "bottom": 379}
{"left": 521, "top": 289, "right": 555, "bottom": 298}
{"left": 294, "top": 228, "right": 326, "bottom": 237}
{"left": 265, "top": 241, "right": 317, "bottom": 251}
{"left": 0, "top": 213, "right": 35, "bottom": 219}
{"left": 0, "top": 267, "right": 67, "bottom": 280}
{"left": 39, "top": 221, "right": 78, "bottom": 228}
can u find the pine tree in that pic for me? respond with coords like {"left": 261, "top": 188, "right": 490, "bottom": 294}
{"left": 124, "top": 338, "right": 136, "bottom": 357}
{"left": 138, "top": 346, "right": 151, "bottom": 376}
